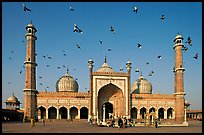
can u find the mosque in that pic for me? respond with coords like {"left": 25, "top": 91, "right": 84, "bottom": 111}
{"left": 7, "top": 22, "right": 189, "bottom": 124}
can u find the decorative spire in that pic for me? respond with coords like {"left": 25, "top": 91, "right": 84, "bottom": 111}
{"left": 30, "top": 20, "right": 32, "bottom": 24}
{"left": 65, "top": 68, "right": 70, "bottom": 76}
{"left": 104, "top": 55, "right": 107, "bottom": 63}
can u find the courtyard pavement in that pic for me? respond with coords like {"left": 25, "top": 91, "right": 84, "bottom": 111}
{"left": 2, "top": 120, "right": 202, "bottom": 133}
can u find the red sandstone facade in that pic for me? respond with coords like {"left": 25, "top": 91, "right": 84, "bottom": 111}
{"left": 23, "top": 23, "right": 186, "bottom": 124}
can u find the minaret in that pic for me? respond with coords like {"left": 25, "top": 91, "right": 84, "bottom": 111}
{"left": 88, "top": 58, "right": 94, "bottom": 120}
{"left": 23, "top": 21, "right": 38, "bottom": 122}
{"left": 173, "top": 33, "right": 185, "bottom": 123}
{"left": 126, "top": 60, "right": 132, "bottom": 119}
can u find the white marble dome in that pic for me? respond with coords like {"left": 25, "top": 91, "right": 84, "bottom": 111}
{"left": 56, "top": 69, "right": 78, "bottom": 92}
{"left": 131, "top": 75, "right": 152, "bottom": 94}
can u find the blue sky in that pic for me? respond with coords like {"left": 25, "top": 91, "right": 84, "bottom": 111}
{"left": 2, "top": 2, "right": 202, "bottom": 110}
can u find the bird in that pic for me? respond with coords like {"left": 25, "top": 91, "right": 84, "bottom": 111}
{"left": 157, "top": 55, "right": 162, "bottom": 59}
{"left": 46, "top": 86, "right": 49, "bottom": 89}
{"left": 161, "top": 15, "right": 165, "bottom": 22}
{"left": 110, "top": 26, "right": 115, "bottom": 33}
{"left": 57, "top": 66, "right": 61, "bottom": 69}
{"left": 75, "top": 78, "right": 78, "bottom": 81}
{"left": 108, "top": 48, "right": 111, "bottom": 51}
{"left": 186, "top": 37, "right": 192, "bottom": 46}
{"left": 48, "top": 56, "right": 52, "bottom": 59}
{"left": 22, "top": 3, "right": 31, "bottom": 12}
{"left": 120, "top": 67, "right": 123, "bottom": 71}
{"left": 73, "top": 24, "right": 82, "bottom": 34}
{"left": 39, "top": 76, "right": 42, "bottom": 79}
{"left": 183, "top": 46, "right": 188, "bottom": 52}
{"left": 62, "top": 65, "right": 66, "bottom": 68}
{"left": 46, "top": 65, "right": 50, "bottom": 67}
{"left": 135, "top": 68, "right": 139, "bottom": 73}
{"left": 193, "top": 53, "right": 198, "bottom": 60}
{"left": 76, "top": 44, "right": 81, "bottom": 50}
{"left": 20, "top": 70, "right": 22, "bottom": 74}
{"left": 137, "top": 43, "right": 142, "bottom": 48}
{"left": 73, "top": 24, "right": 79, "bottom": 33}
{"left": 23, "top": 65, "right": 25, "bottom": 68}
{"left": 151, "top": 70, "right": 154, "bottom": 74}
{"left": 11, "top": 51, "right": 14, "bottom": 53}
{"left": 42, "top": 55, "right": 46, "bottom": 58}
{"left": 133, "top": 6, "right": 138, "bottom": 13}
{"left": 70, "top": 6, "right": 74, "bottom": 11}
{"left": 63, "top": 53, "right": 67, "bottom": 56}
{"left": 146, "top": 62, "right": 149, "bottom": 65}
{"left": 39, "top": 83, "right": 43, "bottom": 86}
{"left": 149, "top": 73, "right": 153, "bottom": 77}
{"left": 9, "top": 57, "right": 12, "bottom": 60}
{"left": 35, "top": 53, "right": 37, "bottom": 56}
{"left": 99, "top": 40, "right": 103, "bottom": 44}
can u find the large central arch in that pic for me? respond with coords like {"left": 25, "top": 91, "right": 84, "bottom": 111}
{"left": 98, "top": 83, "right": 123, "bottom": 120}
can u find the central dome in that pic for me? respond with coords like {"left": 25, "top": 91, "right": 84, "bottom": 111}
{"left": 96, "top": 56, "right": 115, "bottom": 73}
{"left": 56, "top": 69, "right": 78, "bottom": 92}
{"left": 131, "top": 74, "right": 152, "bottom": 94}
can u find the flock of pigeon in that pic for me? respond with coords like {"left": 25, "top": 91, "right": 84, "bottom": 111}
{"left": 8, "top": 3, "right": 199, "bottom": 90}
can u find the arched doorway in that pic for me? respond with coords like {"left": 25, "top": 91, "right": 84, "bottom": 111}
{"left": 80, "top": 107, "right": 88, "bottom": 119}
{"left": 98, "top": 83, "right": 123, "bottom": 120}
{"left": 140, "top": 107, "right": 146, "bottom": 119}
{"left": 59, "top": 107, "right": 67, "bottom": 119}
{"left": 102, "top": 102, "right": 113, "bottom": 119}
{"left": 48, "top": 107, "right": 57, "bottom": 119}
{"left": 70, "top": 107, "right": 78, "bottom": 120}
{"left": 167, "top": 108, "right": 174, "bottom": 119}
{"left": 131, "top": 107, "right": 137, "bottom": 119}
{"left": 158, "top": 108, "right": 165, "bottom": 119}
{"left": 37, "top": 106, "right": 46, "bottom": 119}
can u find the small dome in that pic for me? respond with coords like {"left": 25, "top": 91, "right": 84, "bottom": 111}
{"left": 174, "top": 33, "right": 183, "bottom": 41}
{"left": 96, "top": 56, "right": 115, "bottom": 73}
{"left": 184, "top": 100, "right": 190, "bottom": 106}
{"left": 7, "top": 93, "right": 19, "bottom": 102}
{"left": 56, "top": 69, "right": 78, "bottom": 92}
{"left": 131, "top": 74, "right": 152, "bottom": 94}
{"left": 26, "top": 21, "right": 37, "bottom": 32}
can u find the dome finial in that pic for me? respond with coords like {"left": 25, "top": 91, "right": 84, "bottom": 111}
{"left": 104, "top": 55, "right": 107, "bottom": 63}
{"left": 65, "top": 68, "right": 69, "bottom": 76}
{"left": 30, "top": 20, "right": 32, "bottom": 24}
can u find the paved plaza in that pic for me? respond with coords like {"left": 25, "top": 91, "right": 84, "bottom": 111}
{"left": 2, "top": 120, "right": 202, "bottom": 133}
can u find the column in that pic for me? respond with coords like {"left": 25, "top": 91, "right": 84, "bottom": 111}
{"left": 164, "top": 110, "right": 167, "bottom": 119}
{"left": 46, "top": 108, "right": 48, "bottom": 119}
{"left": 137, "top": 110, "right": 140, "bottom": 119}
{"left": 67, "top": 108, "right": 70, "bottom": 119}
{"left": 78, "top": 108, "right": 80, "bottom": 119}
{"left": 103, "top": 104, "right": 105, "bottom": 122}
{"left": 184, "top": 108, "right": 187, "bottom": 123}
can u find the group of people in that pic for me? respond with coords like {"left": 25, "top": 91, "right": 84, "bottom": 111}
{"left": 109, "top": 116, "right": 129, "bottom": 128}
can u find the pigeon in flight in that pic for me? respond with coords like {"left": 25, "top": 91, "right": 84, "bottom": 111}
{"left": 23, "top": 3, "right": 31, "bottom": 12}
{"left": 70, "top": 6, "right": 74, "bottom": 11}
{"left": 146, "top": 62, "right": 149, "bottom": 65}
{"left": 193, "top": 53, "right": 198, "bottom": 60}
{"left": 137, "top": 43, "right": 142, "bottom": 48}
{"left": 48, "top": 56, "right": 52, "bottom": 59}
{"left": 108, "top": 48, "right": 112, "bottom": 52}
{"left": 73, "top": 24, "right": 83, "bottom": 34}
{"left": 120, "top": 67, "right": 123, "bottom": 71}
{"left": 20, "top": 70, "right": 22, "bottom": 74}
{"left": 57, "top": 66, "right": 61, "bottom": 69}
{"left": 63, "top": 53, "right": 67, "bottom": 56}
{"left": 39, "top": 76, "right": 42, "bottom": 79}
{"left": 161, "top": 15, "right": 165, "bottom": 22}
{"left": 76, "top": 44, "right": 82, "bottom": 50}
{"left": 133, "top": 6, "right": 138, "bottom": 13}
{"left": 46, "top": 65, "right": 50, "bottom": 67}
{"left": 183, "top": 46, "right": 188, "bottom": 52}
{"left": 157, "top": 55, "right": 162, "bottom": 59}
{"left": 99, "top": 40, "right": 103, "bottom": 44}
{"left": 185, "top": 37, "right": 192, "bottom": 46}
{"left": 110, "top": 26, "right": 115, "bottom": 33}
